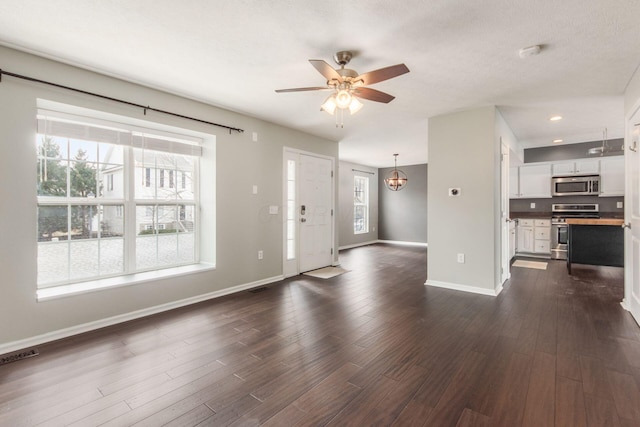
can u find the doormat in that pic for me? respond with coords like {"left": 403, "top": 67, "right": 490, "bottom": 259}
{"left": 512, "top": 260, "right": 548, "bottom": 270}
{"left": 303, "top": 266, "right": 350, "bottom": 279}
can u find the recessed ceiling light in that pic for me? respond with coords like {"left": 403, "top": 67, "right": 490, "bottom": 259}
{"left": 549, "top": 115, "right": 563, "bottom": 121}
{"left": 553, "top": 139, "right": 563, "bottom": 143}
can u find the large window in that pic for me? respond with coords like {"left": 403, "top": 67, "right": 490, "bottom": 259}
{"left": 354, "top": 175, "right": 369, "bottom": 234}
{"left": 36, "top": 111, "right": 201, "bottom": 289}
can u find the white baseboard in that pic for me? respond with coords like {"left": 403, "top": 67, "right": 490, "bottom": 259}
{"left": 339, "top": 240, "right": 379, "bottom": 250}
{"left": 425, "top": 279, "right": 499, "bottom": 297}
{"left": 378, "top": 240, "right": 428, "bottom": 247}
{"left": 0, "top": 275, "right": 284, "bottom": 356}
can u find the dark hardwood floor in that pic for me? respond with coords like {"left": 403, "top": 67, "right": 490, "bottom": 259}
{"left": 1, "top": 244, "right": 638, "bottom": 426}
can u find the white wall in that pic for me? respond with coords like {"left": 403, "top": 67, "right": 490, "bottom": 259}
{"left": 0, "top": 46, "right": 339, "bottom": 351}
{"left": 426, "top": 106, "right": 501, "bottom": 295}
{"left": 496, "top": 108, "right": 524, "bottom": 165}
{"left": 338, "top": 161, "right": 378, "bottom": 248}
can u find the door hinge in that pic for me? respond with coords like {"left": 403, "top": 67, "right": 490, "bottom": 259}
{"left": 331, "top": 248, "right": 334, "bottom": 255}
{"left": 331, "top": 209, "right": 333, "bottom": 216}
{"left": 331, "top": 171, "right": 334, "bottom": 178}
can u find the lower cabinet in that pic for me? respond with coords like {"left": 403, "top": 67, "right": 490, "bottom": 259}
{"left": 516, "top": 218, "right": 551, "bottom": 257}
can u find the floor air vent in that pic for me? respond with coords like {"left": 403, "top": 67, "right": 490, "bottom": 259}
{"left": 0, "top": 348, "right": 39, "bottom": 366}
{"left": 248, "top": 287, "right": 269, "bottom": 293}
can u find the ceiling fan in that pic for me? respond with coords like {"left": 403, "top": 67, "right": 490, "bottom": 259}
{"left": 275, "top": 51, "right": 409, "bottom": 119}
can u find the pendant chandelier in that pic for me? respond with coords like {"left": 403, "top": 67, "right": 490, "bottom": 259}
{"left": 384, "top": 154, "right": 408, "bottom": 191}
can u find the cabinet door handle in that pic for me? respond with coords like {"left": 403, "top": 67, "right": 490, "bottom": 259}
{"left": 622, "top": 223, "right": 631, "bottom": 229}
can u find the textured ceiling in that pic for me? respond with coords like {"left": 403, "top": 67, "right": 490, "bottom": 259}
{"left": 1, "top": 0, "right": 639, "bottom": 167}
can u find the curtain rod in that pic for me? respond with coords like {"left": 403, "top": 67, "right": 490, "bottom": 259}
{"left": 0, "top": 69, "right": 244, "bottom": 134}
{"left": 352, "top": 168, "right": 375, "bottom": 175}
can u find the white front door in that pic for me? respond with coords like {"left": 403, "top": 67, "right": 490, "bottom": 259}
{"left": 625, "top": 113, "right": 640, "bottom": 325}
{"left": 298, "top": 154, "right": 333, "bottom": 272}
{"left": 500, "top": 141, "right": 510, "bottom": 287}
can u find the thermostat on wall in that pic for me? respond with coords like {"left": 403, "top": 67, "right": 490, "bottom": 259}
{"left": 448, "top": 188, "right": 461, "bottom": 196}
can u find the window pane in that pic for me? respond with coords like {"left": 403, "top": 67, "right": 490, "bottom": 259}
{"left": 37, "top": 135, "right": 68, "bottom": 160}
{"left": 70, "top": 161, "right": 98, "bottom": 198}
{"left": 38, "top": 241, "right": 69, "bottom": 286}
{"left": 178, "top": 233, "right": 195, "bottom": 263}
{"left": 99, "top": 165, "right": 124, "bottom": 199}
{"left": 37, "top": 158, "right": 68, "bottom": 197}
{"left": 101, "top": 205, "right": 124, "bottom": 238}
{"left": 38, "top": 206, "right": 68, "bottom": 242}
{"left": 137, "top": 205, "right": 156, "bottom": 235}
{"left": 70, "top": 240, "right": 99, "bottom": 280}
{"left": 135, "top": 149, "right": 156, "bottom": 199}
{"left": 100, "top": 238, "right": 124, "bottom": 275}
{"left": 70, "top": 139, "right": 98, "bottom": 162}
{"left": 176, "top": 155, "right": 195, "bottom": 201}
{"left": 136, "top": 234, "right": 157, "bottom": 270}
{"left": 70, "top": 205, "right": 99, "bottom": 239}
{"left": 98, "top": 143, "right": 123, "bottom": 164}
{"left": 354, "top": 205, "right": 366, "bottom": 233}
{"left": 287, "top": 239, "right": 295, "bottom": 260}
{"left": 287, "top": 160, "right": 295, "bottom": 180}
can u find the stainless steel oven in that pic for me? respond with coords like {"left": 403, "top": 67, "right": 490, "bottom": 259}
{"left": 551, "top": 222, "right": 568, "bottom": 260}
{"left": 551, "top": 203, "right": 599, "bottom": 260}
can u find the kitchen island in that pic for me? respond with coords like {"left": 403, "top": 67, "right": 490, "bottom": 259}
{"left": 566, "top": 218, "right": 624, "bottom": 274}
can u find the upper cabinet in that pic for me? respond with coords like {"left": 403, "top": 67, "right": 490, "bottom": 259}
{"left": 600, "top": 156, "right": 625, "bottom": 197}
{"left": 511, "top": 163, "right": 552, "bottom": 198}
{"left": 551, "top": 159, "right": 600, "bottom": 176}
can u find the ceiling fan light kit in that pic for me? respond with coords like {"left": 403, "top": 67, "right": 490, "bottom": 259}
{"left": 276, "top": 51, "right": 409, "bottom": 127}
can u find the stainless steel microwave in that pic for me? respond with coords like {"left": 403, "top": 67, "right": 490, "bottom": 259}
{"left": 552, "top": 175, "right": 600, "bottom": 196}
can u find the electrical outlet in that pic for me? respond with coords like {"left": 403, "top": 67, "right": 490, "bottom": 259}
{"left": 258, "top": 250, "right": 263, "bottom": 260}
{"left": 457, "top": 253, "right": 465, "bottom": 263}
{"left": 617, "top": 201, "right": 623, "bottom": 209}
{"left": 530, "top": 202, "right": 536, "bottom": 209}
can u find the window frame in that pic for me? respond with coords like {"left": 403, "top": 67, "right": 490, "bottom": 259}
{"left": 36, "top": 109, "right": 203, "bottom": 291}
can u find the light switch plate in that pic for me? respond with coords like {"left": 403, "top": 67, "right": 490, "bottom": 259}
{"left": 252, "top": 185, "right": 258, "bottom": 194}
{"left": 252, "top": 132, "right": 258, "bottom": 142}
{"left": 269, "top": 205, "right": 278, "bottom": 214}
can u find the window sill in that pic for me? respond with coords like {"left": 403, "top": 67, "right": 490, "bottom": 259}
{"left": 37, "top": 263, "right": 216, "bottom": 301}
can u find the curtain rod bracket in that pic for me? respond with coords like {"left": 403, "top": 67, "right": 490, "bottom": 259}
{"left": 0, "top": 68, "right": 244, "bottom": 134}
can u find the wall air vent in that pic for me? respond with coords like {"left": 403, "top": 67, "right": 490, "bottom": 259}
{"left": 0, "top": 348, "right": 39, "bottom": 366}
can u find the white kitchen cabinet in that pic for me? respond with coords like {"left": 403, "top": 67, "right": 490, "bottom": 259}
{"left": 533, "top": 219, "right": 551, "bottom": 254}
{"left": 518, "top": 164, "right": 552, "bottom": 198}
{"left": 516, "top": 218, "right": 550, "bottom": 257}
{"left": 600, "top": 156, "right": 625, "bottom": 197}
{"left": 552, "top": 159, "right": 599, "bottom": 176}
{"left": 517, "top": 220, "right": 534, "bottom": 253}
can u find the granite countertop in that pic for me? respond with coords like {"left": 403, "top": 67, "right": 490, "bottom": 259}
{"left": 566, "top": 218, "right": 624, "bottom": 226}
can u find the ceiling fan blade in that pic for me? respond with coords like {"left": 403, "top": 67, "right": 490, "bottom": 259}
{"left": 353, "top": 87, "right": 395, "bottom": 103}
{"left": 275, "top": 86, "right": 329, "bottom": 93}
{"left": 309, "top": 60, "right": 343, "bottom": 82}
{"left": 356, "top": 64, "right": 409, "bottom": 86}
